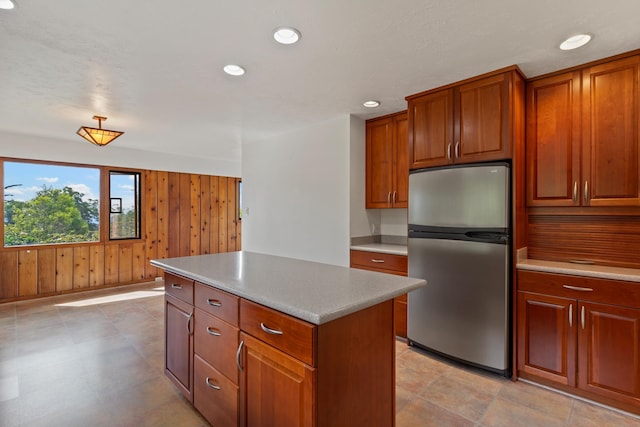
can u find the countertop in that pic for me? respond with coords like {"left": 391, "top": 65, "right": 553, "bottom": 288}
{"left": 517, "top": 259, "right": 640, "bottom": 283}
{"left": 151, "top": 251, "right": 426, "bottom": 325}
{"left": 350, "top": 243, "right": 408, "bottom": 256}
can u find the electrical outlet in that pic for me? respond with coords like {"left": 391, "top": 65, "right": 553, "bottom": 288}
{"left": 155, "top": 276, "right": 163, "bottom": 282}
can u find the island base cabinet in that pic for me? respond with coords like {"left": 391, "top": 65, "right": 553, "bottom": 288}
{"left": 239, "top": 332, "right": 315, "bottom": 427}
{"left": 165, "top": 294, "right": 194, "bottom": 402}
{"left": 194, "top": 354, "right": 239, "bottom": 427}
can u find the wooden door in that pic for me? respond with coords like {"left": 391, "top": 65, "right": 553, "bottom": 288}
{"left": 239, "top": 332, "right": 315, "bottom": 427}
{"left": 517, "top": 291, "right": 576, "bottom": 386}
{"left": 578, "top": 301, "right": 640, "bottom": 406}
{"left": 456, "top": 72, "right": 512, "bottom": 164}
{"left": 526, "top": 71, "right": 582, "bottom": 206}
{"left": 165, "top": 295, "right": 194, "bottom": 401}
{"left": 366, "top": 117, "right": 393, "bottom": 208}
{"left": 408, "top": 88, "right": 454, "bottom": 169}
{"left": 392, "top": 112, "right": 408, "bottom": 208}
{"left": 582, "top": 55, "right": 640, "bottom": 206}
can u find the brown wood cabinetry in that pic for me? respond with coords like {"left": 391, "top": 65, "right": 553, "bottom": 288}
{"left": 526, "top": 55, "right": 640, "bottom": 207}
{"left": 350, "top": 249, "right": 408, "bottom": 338}
{"left": 517, "top": 270, "right": 640, "bottom": 413}
{"left": 366, "top": 111, "right": 408, "bottom": 208}
{"left": 407, "top": 67, "right": 523, "bottom": 169}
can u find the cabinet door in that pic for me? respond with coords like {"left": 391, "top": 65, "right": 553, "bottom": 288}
{"left": 582, "top": 55, "right": 640, "bottom": 206}
{"left": 165, "top": 295, "right": 194, "bottom": 401}
{"left": 517, "top": 291, "right": 576, "bottom": 386}
{"left": 366, "top": 117, "right": 393, "bottom": 208}
{"left": 239, "top": 332, "right": 315, "bottom": 427}
{"left": 526, "top": 71, "right": 582, "bottom": 206}
{"left": 392, "top": 112, "right": 409, "bottom": 207}
{"left": 456, "top": 73, "right": 512, "bottom": 164}
{"left": 578, "top": 302, "right": 640, "bottom": 406}
{"left": 408, "top": 88, "right": 454, "bottom": 169}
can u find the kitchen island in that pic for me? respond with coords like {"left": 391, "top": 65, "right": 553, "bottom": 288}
{"left": 151, "top": 251, "right": 426, "bottom": 427}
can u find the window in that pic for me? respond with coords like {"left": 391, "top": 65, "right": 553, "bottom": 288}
{"left": 3, "top": 161, "right": 100, "bottom": 246}
{"left": 109, "top": 171, "right": 141, "bottom": 240}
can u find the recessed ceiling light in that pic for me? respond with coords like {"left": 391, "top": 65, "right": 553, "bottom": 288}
{"left": 273, "top": 27, "right": 301, "bottom": 45}
{"left": 223, "top": 64, "right": 246, "bottom": 76}
{"left": 0, "top": 0, "right": 15, "bottom": 10}
{"left": 559, "top": 34, "right": 592, "bottom": 51}
{"left": 363, "top": 100, "right": 380, "bottom": 108}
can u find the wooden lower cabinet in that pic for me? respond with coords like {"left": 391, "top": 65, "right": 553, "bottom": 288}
{"left": 165, "top": 293, "right": 194, "bottom": 401}
{"left": 517, "top": 270, "right": 640, "bottom": 413}
{"left": 194, "top": 354, "right": 239, "bottom": 427}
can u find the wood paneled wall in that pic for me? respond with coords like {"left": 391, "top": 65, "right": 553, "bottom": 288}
{"left": 0, "top": 171, "right": 241, "bottom": 302}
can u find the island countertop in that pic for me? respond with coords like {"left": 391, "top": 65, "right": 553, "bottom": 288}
{"left": 151, "top": 251, "right": 426, "bottom": 325}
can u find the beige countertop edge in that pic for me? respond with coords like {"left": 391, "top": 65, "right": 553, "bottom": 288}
{"left": 516, "top": 259, "right": 640, "bottom": 283}
{"left": 350, "top": 244, "right": 408, "bottom": 256}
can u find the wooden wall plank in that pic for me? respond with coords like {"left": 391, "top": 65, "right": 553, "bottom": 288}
{"left": 132, "top": 242, "right": 146, "bottom": 281}
{"left": 0, "top": 252, "right": 18, "bottom": 299}
{"left": 55, "top": 248, "right": 74, "bottom": 292}
{"left": 218, "top": 177, "right": 228, "bottom": 253}
{"left": 209, "top": 176, "right": 220, "bottom": 254}
{"left": 104, "top": 244, "right": 119, "bottom": 284}
{"left": 73, "top": 246, "right": 90, "bottom": 289}
{"left": 156, "top": 171, "right": 170, "bottom": 263}
{"left": 200, "top": 176, "right": 211, "bottom": 254}
{"left": 18, "top": 250, "right": 37, "bottom": 297}
{"left": 37, "top": 248, "right": 56, "bottom": 294}
{"left": 179, "top": 173, "right": 191, "bottom": 257}
{"left": 89, "top": 245, "right": 105, "bottom": 287}
{"left": 167, "top": 172, "right": 181, "bottom": 258}
{"left": 227, "top": 177, "right": 238, "bottom": 251}
{"left": 119, "top": 244, "right": 133, "bottom": 283}
{"left": 144, "top": 170, "right": 158, "bottom": 279}
{"left": 190, "top": 174, "right": 201, "bottom": 256}
{"left": 236, "top": 178, "right": 242, "bottom": 250}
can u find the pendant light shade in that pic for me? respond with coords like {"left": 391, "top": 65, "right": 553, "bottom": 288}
{"left": 76, "top": 115, "right": 124, "bottom": 147}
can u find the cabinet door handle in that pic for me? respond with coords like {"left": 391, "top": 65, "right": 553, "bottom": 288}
{"left": 205, "top": 377, "right": 221, "bottom": 390}
{"left": 392, "top": 191, "right": 397, "bottom": 205}
{"left": 187, "top": 312, "right": 194, "bottom": 336}
{"left": 569, "top": 303, "right": 573, "bottom": 327}
{"left": 207, "top": 299, "right": 222, "bottom": 307}
{"left": 260, "top": 322, "right": 284, "bottom": 335}
{"left": 562, "top": 285, "right": 594, "bottom": 292}
{"left": 454, "top": 141, "right": 460, "bottom": 159}
{"left": 581, "top": 306, "right": 585, "bottom": 329}
{"left": 371, "top": 259, "right": 385, "bottom": 263}
{"left": 387, "top": 192, "right": 391, "bottom": 206}
{"left": 207, "top": 327, "right": 221, "bottom": 337}
{"left": 447, "top": 143, "right": 452, "bottom": 161}
{"left": 584, "top": 181, "right": 589, "bottom": 204}
{"left": 236, "top": 340, "right": 244, "bottom": 371}
{"left": 572, "top": 181, "right": 578, "bottom": 203}
{"left": 171, "top": 283, "right": 182, "bottom": 290}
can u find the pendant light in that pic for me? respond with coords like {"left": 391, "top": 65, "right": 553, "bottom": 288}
{"left": 76, "top": 115, "right": 124, "bottom": 147}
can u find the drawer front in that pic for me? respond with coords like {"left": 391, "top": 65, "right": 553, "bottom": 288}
{"left": 240, "top": 299, "right": 316, "bottom": 366}
{"left": 194, "top": 308, "right": 239, "bottom": 383}
{"left": 195, "top": 282, "right": 239, "bottom": 326}
{"left": 518, "top": 270, "right": 640, "bottom": 308}
{"left": 194, "top": 355, "right": 238, "bottom": 427}
{"left": 165, "top": 272, "right": 194, "bottom": 305}
{"left": 350, "top": 250, "right": 408, "bottom": 275}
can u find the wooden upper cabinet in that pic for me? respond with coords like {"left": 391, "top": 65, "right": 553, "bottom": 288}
{"left": 526, "top": 71, "right": 582, "bottom": 206}
{"left": 366, "top": 111, "right": 408, "bottom": 208}
{"left": 582, "top": 55, "right": 640, "bottom": 207}
{"left": 408, "top": 67, "right": 520, "bottom": 169}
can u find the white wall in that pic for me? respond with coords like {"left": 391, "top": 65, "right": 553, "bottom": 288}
{"left": 380, "top": 208, "right": 408, "bottom": 236}
{"left": 241, "top": 116, "right": 352, "bottom": 266}
{"left": 0, "top": 130, "right": 241, "bottom": 177}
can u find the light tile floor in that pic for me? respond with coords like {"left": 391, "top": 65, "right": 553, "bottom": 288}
{"left": 0, "top": 282, "right": 638, "bottom": 426}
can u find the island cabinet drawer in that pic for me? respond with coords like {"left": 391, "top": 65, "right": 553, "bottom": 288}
{"left": 194, "top": 282, "right": 239, "bottom": 326}
{"left": 165, "top": 272, "right": 194, "bottom": 305}
{"left": 194, "top": 308, "right": 239, "bottom": 383}
{"left": 240, "top": 299, "right": 316, "bottom": 367}
{"left": 194, "top": 354, "right": 238, "bottom": 427}
{"left": 518, "top": 270, "right": 640, "bottom": 308}
{"left": 350, "top": 250, "right": 408, "bottom": 275}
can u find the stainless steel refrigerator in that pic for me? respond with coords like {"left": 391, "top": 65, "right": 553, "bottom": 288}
{"left": 407, "top": 162, "right": 510, "bottom": 376}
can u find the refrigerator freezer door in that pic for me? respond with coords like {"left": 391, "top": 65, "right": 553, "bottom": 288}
{"left": 407, "top": 237, "right": 509, "bottom": 372}
{"left": 408, "top": 164, "right": 509, "bottom": 228}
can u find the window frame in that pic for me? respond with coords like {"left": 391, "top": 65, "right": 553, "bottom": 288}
{"left": 108, "top": 170, "right": 142, "bottom": 241}
{"left": 1, "top": 157, "right": 144, "bottom": 249}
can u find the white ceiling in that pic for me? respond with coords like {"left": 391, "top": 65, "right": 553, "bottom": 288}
{"left": 1, "top": 0, "right": 639, "bottom": 166}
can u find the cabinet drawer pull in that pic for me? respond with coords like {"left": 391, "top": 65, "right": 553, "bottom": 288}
{"left": 236, "top": 340, "right": 244, "bottom": 371}
{"left": 187, "top": 312, "right": 194, "bottom": 336}
{"left": 206, "top": 327, "right": 221, "bottom": 337}
{"left": 260, "top": 322, "right": 284, "bottom": 335}
{"left": 371, "top": 259, "right": 385, "bottom": 263}
{"left": 572, "top": 181, "right": 578, "bottom": 203}
{"left": 205, "top": 377, "right": 221, "bottom": 390}
{"left": 581, "top": 306, "right": 585, "bottom": 329}
{"left": 562, "top": 285, "right": 594, "bottom": 292}
{"left": 584, "top": 181, "right": 589, "bottom": 204}
{"left": 569, "top": 303, "right": 573, "bottom": 327}
{"left": 207, "top": 299, "right": 222, "bottom": 307}
{"left": 171, "top": 284, "right": 182, "bottom": 290}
